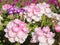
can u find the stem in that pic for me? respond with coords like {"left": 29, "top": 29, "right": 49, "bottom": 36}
{"left": 15, "top": 42, "right": 20, "bottom": 45}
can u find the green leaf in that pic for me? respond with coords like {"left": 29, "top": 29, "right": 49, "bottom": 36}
{"left": 7, "top": 15, "right": 14, "bottom": 20}
{"left": 0, "top": 44, "right": 3, "bottom": 45}
{"left": 3, "top": 21, "right": 9, "bottom": 26}
{"left": 41, "top": 15, "right": 53, "bottom": 27}
{"left": 0, "top": 25, "right": 4, "bottom": 31}
{"left": 27, "top": 23, "right": 38, "bottom": 32}
{"left": 15, "top": 42, "right": 20, "bottom": 45}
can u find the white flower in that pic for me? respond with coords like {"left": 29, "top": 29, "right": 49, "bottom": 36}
{"left": 4, "top": 19, "right": 29, "bottom": 44}
{"left": 5, "top": 33, "right": 9, "bottom": 38}
{"left": 14, "top": 37, "right": 19, "bottom": 41}
{"left": 48, "top": 38, "right": 55, "bottom": 45}
{"left": 38, "top": 36, "right": 47, "bottom": 43}
{"left": 8, "top": 38, "right": 15, "bottom": 43}
{"left": 8, "top": 30, "right": 16, "bottom": 38}
{"left": 39, "top": 43, "right": 48, "bottom": 45}
{"left": 30, "top": 35, "right": 38, "bottom": 43}
{"left": 26, "top": 18, "right": 32, "bottom": 22}
{"left": 30, "top": 27, "right": 55, "bottom": 45}
{"left": 45, "top": 8, "right": 51, "bottom": 13}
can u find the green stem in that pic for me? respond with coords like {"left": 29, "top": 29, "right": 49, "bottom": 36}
{"left": 15, "top": 42, "right": 20, "bottom": 45}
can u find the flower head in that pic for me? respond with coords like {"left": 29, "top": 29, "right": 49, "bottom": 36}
{"left": 7, "top": 7, "right": 25, "bottom": 14}
{"left": 23, "top": 2, "right": 52, "bottom": 22}
{"left": 30, "top": 26, "right": 55, "bottom": 45}
{"left": 2, "top": 4, "right": 12, "bottom": 11}
{"left": 7, "top": 7, "right": 17, "bottom": 14}
{"left": 4, "top": 19, "right": 29, "bottom": 43}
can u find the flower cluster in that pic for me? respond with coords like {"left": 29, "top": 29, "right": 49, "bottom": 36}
{"left": 2, "top": 4, "right": 25, "bottom": 14}
{"left": 24, "top": 2, "right": 60, "bottom": 23}
{"left": 23, "top": 2, "right": 57, "bottom": 22}
{"left": 30, "top": 26, "right": 55, "bottom": 45}
{"left": 2, "top": 2, "right": 60, "bottom": 45}
{"left": 4, "top": 19, "right": 29, "bottom": 43}
{"left": 2, "top": 4, "right": 12, "bottom": 11}
{"left": 7, "top": 7, "right": 25, "bottom": 14}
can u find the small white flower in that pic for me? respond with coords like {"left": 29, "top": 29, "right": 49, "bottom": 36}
{"left": 48, "top": 38, "right": 55, "bottom": 45}
{"left": 18, "top": 38, "right": 25, "bottom": 44}
{"left": 38, "top": 36, "right": 47, "bottom": 43}
{"left": 45, "top": 8, "right": 51, "bottom": 13}
{"left": 30, "top": 34, "right": 38, "bottom": 43}
{"left": 39, "top": 43, "right": 48, "bottom": 45}
{"left": 34, "top": 17, "right": 40, "bottom": 21}
{"left": 5, "top": 33, "right": 9, "bottom": 38}
{"left": 8, "top": 31, "right": 16, "bottom": 38}
{"left": 4, "top": 29, "right": 8, "bottom": 32}
{"left": 46, "top": 13, "right": 52, "bottom": 18}
{"left": 27, "top": 18, "right": 32, "bottom": 22}
{"left": 15, "top": 37, "right": 19, "bottom": 41}
{"left": 9, "top": 38, "right": 15, "bottom": 43}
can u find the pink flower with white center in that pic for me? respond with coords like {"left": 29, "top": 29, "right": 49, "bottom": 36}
{"left": 30, "top": 26, "right": 55, "bottom": 45}
{"left": 4, "top": 19, "right": 29, "bottom": 43}
{"left": 55, "top": 24, "right": 60, "bottom": 32}
{"left": 2, "top": 4, "right": 12, "bottom": 11}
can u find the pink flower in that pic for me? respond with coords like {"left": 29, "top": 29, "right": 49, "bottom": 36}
{"left": 43, "top": 26, "right": 50, "bottom": 33}
{"left": 2, "top": 4, "right": 12, "bottom": 10}
{"left": 30, "top": 26, "right": 55, "bottom": 45}
{"left": 24, "top": 2, "right": 52, "bottom": 22}
{"left": 55, "top": 24, "right": 60, "bottom": 32}
{"left": 42, "top": 2, "right": 50, "bottom": 8}
{"left": 4, "top": 19, "right": 29, "bottom": 43}
{"left": 24, "top": 3, "right": 41, "bottom": 22}
{"left": 12, "top": 26, "right": 20, "bottom": 33}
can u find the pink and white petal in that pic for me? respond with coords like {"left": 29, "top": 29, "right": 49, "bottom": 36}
{"left": 38, "top": 36, "right": 47, "bottom": 43}
{"left": 8, "top": 38, "right": 15, "bottom": 43}
{"left": 4, "top": 29, "right": 8, "bottom": 32}
{"left": 8, "top": 31, "right": 15, "bottom": 38}
{"left": 48, "top": 38, "right": 55, "bottom": 45}
{"left": 5, "top": 33, "right": 9, "bottom": 38}
{"left": 14, "top": 37, "right": 19, "bottom": 41}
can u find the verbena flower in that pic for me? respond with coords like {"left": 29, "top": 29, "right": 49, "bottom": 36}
{"left": 30, "top": 26, "right": 55, "bottom": 45}
{"left": 7, "top": 7, "right": 17, "bottom": 14}
{"left": 7, "top": 7, "right": 25, "bottom": 14}
{"left": 4, "top": 19, "right": 29, "bottom": 43}
{"left": 2, "top": 4, "right": 12, "bottom": 11}
{"left": 23, "top": 2, "right": 53, "bottom": 22}
{"left": 17, "top": 8, "right": 25, "bottom": 14}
